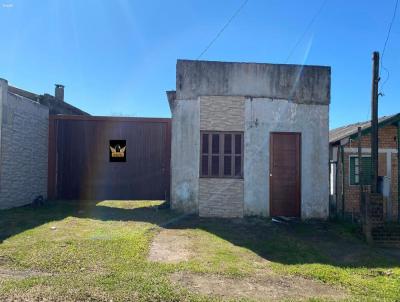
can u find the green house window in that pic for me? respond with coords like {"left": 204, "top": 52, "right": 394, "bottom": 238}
{"left": 350, "top": 156, "right": 373, "bottom": 185}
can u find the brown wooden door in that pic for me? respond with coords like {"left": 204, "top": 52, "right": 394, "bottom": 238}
{"left": 270, "top": 132, "right": 301, "bottom": 217}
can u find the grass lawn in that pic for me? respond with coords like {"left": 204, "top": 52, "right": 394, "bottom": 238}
{"left": 0, "top": 200, "right": 399, "bottom": 301}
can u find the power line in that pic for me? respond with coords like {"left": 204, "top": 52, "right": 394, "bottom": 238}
{"left": 380, "top": 0, "right": 399, "bottom": 93}
{"left": 197, "top": 0, "right": 249, "bottom": 60}
{"left": 381, "top": 0, "right": 399, "bottom": 69}
{"left": 285, "top": 0, "right": 328, "bottom": 63}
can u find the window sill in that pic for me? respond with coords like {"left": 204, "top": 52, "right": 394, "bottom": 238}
{"left": 200, "top": 176, "right": 244, "bottom": 180}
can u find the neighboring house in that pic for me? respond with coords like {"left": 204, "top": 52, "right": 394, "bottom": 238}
{"left": 167, "top": 60, "right": 331, "bottom": 219}
{"left": 0, "top": 78, "right": 88, "bottom": 209}
{"left": 8, "top": 84, "right": 89, "bottom": 116}
{"left": 329, "top": 114, "right": 400, "bottom": 221}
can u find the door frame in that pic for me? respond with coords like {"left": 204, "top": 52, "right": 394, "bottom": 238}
{"left": 269, "top": 132, "right": 302, "bottom": 217}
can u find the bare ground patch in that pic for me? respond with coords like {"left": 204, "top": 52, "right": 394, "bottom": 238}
{"left": 0, "top": 268, "right": 52, "bottom": 279}
{"left": 0, "top": 284, "right": 115, "bottom": 302}
{"left": 170, "top": 271, "right": 348, "bottom": 301}
{"left": 148, "top": 229, "right": 192, "bottom": 263}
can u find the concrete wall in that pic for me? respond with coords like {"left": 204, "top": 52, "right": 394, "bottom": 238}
{"left": 0, "top": 79, "right": 49, "bottom": 209}
{"left": 244, "top": 98, "right": 329, "bottom": 218}
{"left": 176, "top": 60, "right": 330, "bottom": 105}
{"left": 170, "top": 99, "right": 199, "bottom": 213}
{"left": 171, "top": 95, "right": 329, "bottom": 219}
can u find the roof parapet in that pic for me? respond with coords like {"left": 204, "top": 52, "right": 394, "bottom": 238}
{"left": 176, "top": 59, "right": 331, "bottom": 105}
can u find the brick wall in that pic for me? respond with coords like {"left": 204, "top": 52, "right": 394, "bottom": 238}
{"left": 356, "top": 126, "right": 397, "bottom": 148}
{"left": 336, "top": 124, "right": 399, "bottom": 221}
{"left": 199, "top": 96, "right": 245, "bottom": 217}
{"left": 199, "top": 178, "right": 244, "bottom": 217}
{"left": 0, "top": 90, "right": 49, "bottom": 209}
{"left": 372, "top": 224, "right": 400, "bottom": 247}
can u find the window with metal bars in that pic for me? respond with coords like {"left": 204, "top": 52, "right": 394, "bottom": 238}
{"left": 200, "top": 131, "right": 243, "bottom": 178}
{"left": 349, "top": 156, "right": 373, "bottom": 185}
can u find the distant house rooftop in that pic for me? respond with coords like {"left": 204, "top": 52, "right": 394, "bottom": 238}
{"left": 329, "top": 113, "right": 400, "bottom": 144}
{"left": 8, "top": 84, "right": 89, "bottom": 116}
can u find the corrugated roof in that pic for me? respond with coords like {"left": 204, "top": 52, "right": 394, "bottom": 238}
{"left": 329, "top": 114, "right": 400, "bottom": 144}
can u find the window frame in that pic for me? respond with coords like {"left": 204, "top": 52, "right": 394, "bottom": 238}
{"left": 349, "top": 155, "right": 373, "bottom": 186}
{"left": 200, "top": 131, "right": 244, "bottom": 179}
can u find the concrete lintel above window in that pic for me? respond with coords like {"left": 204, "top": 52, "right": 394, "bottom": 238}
{"left": 343, "top": 147, "right": 398, "bottom": 154}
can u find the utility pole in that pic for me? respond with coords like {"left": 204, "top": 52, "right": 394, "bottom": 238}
{"left": 371, "top": 51, "right": 380, "bottom": 194}
{"left": 363, "top": 51, "right": 380, "bottom": 244}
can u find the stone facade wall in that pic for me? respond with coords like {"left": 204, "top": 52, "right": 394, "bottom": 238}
{"left": 0, "top": 80, "right": 49, "bottom": 209}
{"left": 198, "top": 96, "right": 245, "bottom": 217}
{"left": 200, "top": 96, "right": 245, "bottom": 131}
{"left": 199, "top": 178, "right": 244, "bottom": 217}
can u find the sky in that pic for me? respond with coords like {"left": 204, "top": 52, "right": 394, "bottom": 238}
{"left": 0, "top": 0, "right": 399, "bottom": 129}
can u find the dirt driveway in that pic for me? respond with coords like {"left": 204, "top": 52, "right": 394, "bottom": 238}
{"left": 148, "top": 222, "right": 353, "bottom": 301}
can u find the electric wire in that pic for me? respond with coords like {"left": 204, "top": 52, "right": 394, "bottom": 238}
{"left": 285, "top": 0, "right": 328, "bottom": 63}
{"left": 197, "top": 0, "right": 249, "bottom": 59}
{"left": 379, "top": 0, "right": 399, "bottom": 94}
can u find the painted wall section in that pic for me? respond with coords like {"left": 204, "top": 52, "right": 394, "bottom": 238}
{"left": 170, "top": 99, "right": 200, "bottom": 213}
{"left": 244, "top": 98, "right": 329, "bottom": 219}
{"left": 0, "top": 79, "right": 49, "bottom": 209}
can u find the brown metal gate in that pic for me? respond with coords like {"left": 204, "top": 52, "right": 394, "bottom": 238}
{"left": 48, "top": 115, "right": 171, "bottom": 201}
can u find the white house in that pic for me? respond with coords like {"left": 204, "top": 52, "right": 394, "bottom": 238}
{"left": 167, "top": 60, "right": 331, "bottom": 219}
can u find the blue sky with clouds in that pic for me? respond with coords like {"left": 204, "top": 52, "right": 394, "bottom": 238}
{"left": 0, "top": 0, "right": 399, "bottom": 129}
